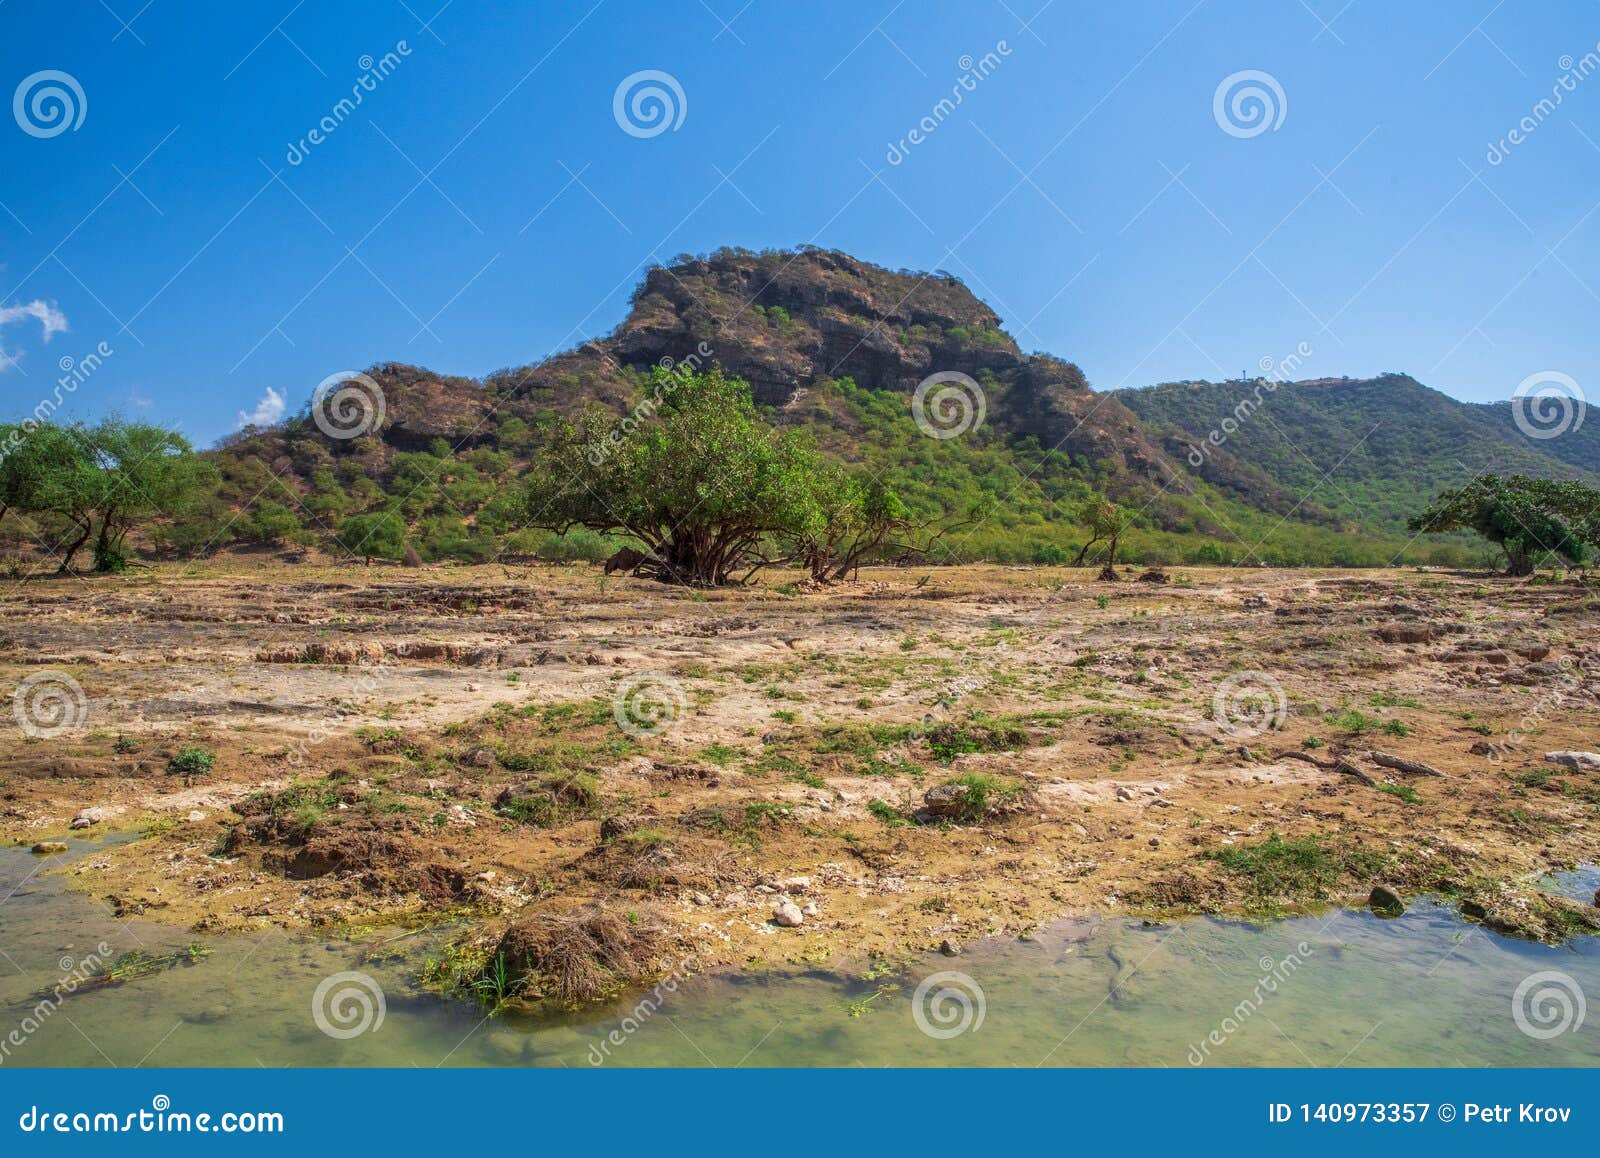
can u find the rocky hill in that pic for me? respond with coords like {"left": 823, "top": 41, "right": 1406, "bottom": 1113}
{"left": 203, "top": 247, "right": 1593, "bottom": 568}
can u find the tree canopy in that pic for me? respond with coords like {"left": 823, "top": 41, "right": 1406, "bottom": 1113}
{"left": 0, "top": 418, "right": 217, "bottom": 572}
{"left": 522, "top": 368, "right": 951, "bottom": 585}
{"left": 1408, "top": 474, "right": 1598, "bottom": 575}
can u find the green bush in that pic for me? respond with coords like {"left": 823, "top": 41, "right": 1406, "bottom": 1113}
{"left": 168, "top": 747, "right": 215, "bottom": 776}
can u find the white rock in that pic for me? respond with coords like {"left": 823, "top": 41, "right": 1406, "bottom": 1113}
{"left": 1545, "top": 751, "right": 1600, "bottom": 773}
{"left": 801, "top": 901, "right": 819, "bottom": 917}
{"left": 772, "top": 901, "right": 804, "bottom": 927}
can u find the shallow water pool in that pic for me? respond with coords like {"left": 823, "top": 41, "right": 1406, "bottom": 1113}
{"left": 2, "top": 840, "right": 1596, "bottom": 1067}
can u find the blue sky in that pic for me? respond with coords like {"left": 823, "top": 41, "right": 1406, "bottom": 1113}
{"left": 1, "top": 0, "right": 1597, "bottom": 447}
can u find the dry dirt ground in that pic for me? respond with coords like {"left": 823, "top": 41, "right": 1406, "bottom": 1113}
{"left": 3, "top": 562, "right": 1599, "bottom": 1000}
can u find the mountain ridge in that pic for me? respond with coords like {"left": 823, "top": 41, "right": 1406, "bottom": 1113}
{"left": 200, "top": 246, "right": 1596, "bottom": 567}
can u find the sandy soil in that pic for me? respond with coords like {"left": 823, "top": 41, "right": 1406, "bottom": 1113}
{"left": 3, "top": 562, "right": 1599, "bottom": 994}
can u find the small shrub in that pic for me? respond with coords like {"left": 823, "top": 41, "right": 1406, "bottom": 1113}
{"left": 168, "top": 747, "right": 215, "bottom": 776}
{"left": 933, "top": 772, "right": 1023, "bottom": 824}
{"left": 494, "top": 772, "right": 600, "bottom": 827}
{"left": 927, "top": 721, "right": 1028, "bottom": 763}
{"left": 868, "top": 799, "right": 905, "bottom": 826}
{"left": 621, "top": 827, "right": 671, "bottom": 849}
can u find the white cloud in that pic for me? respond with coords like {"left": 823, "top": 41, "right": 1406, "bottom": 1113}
{"left": 236, "top": 386, "right": 287, "bottom": 429}
{"left": 0, "top": 299, "right": 69, "bottom": 371}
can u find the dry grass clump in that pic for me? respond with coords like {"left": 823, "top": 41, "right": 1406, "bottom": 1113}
{"left": 577, "top": 828, "right": 745, "bottom": 892}
{"left": 490, "top": 904, "right": 664, "bottom": 1004}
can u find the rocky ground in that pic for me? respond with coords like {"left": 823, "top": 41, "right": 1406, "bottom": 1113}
{"left": 3, "top": 562, "right": 1599, "bottom": 1004}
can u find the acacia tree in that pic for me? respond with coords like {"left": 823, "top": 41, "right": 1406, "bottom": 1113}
{"left": 1073, "top": 496, "right": 1131, "bottom": 576}
{"left": 523, "top": 368, "right": 825, "bottom": 586}
{"left": 0, "top": 419, "right": 216, "bottom": 572}
{"left": 1409, "top": 475, "right": 1592, "bottom": 576}
{"left": 799, "top": 470, "right": 902, "bottom": 582}
{"left": 4, "top": 424, "right": 101, "bottom": 572}
{"left": 83, "top": 419, "right": 218, "bottom": 571}
{"left": 0, "top": 423, "right": 86, "bottom": 531}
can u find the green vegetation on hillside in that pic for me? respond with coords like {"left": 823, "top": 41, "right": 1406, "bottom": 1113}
{"left": 1118, "top": 373, "right": 1599, "bottom": 534}
{"left": 6, "top": 251, "right": 1594, "bottom": 575}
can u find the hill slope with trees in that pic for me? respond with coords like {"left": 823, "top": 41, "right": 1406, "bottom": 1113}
{"left": 4, "top": 246, "right": 1593, "bottom": 572}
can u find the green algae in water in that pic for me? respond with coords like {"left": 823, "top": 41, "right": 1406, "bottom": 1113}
{"left": 3, "top": 843, "right": 1598, "bottom": 1067}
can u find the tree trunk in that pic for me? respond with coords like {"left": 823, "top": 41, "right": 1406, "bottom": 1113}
{"left": 93, "top": 519, "right": 113, "bottom": 571}
{"left": 58, "top": 516, "right": 93, "bottom": 574}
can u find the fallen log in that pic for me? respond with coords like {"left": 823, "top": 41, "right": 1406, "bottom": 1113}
{"left": 1273, "top": 748, "right": 1379, "bottom": 786}
{"left": 1335, "top": 757, "right": 1379, "bottom": 787}
{"left": 1368, "top": 750, "right": 1446, "bottom": 778}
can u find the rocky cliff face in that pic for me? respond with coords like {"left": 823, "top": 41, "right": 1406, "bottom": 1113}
{"left": 613, "top": 247, "right": 1027, "bottom": 402}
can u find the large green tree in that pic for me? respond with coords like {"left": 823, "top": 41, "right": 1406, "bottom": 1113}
{"left": 1408, "top": 475, "right": 1594, "bottom": 576}
{"left": 522, "top": 368, "right": 828, "bottom": 586}
{"left": 336, "top": 510, "right": 407, "bottom": 564}
{"left": 83, "top": 419, "right": 218, "bottom": 571}
{"left": 2, "top": 423, "right": 101, "bottom": 571}
{"left": 0, "top": 419, "right": 216, "bottom": 572}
